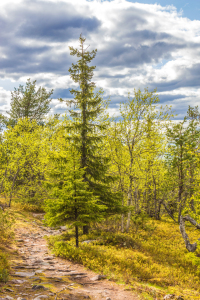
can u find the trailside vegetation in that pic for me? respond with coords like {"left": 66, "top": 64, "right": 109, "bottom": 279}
{"left": 1, "top": 35, "right": 200, "bottom": 299}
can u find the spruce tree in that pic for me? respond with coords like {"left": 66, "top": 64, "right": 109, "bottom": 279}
{"left": 60, "top": 35, "right": 122, "bottom": 233}
{"left": 45, "top": 143, "right": 105, "bottom": 247}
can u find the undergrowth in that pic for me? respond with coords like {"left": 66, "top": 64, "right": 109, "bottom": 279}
{"left": 47, "top": 218, "right": 200, "bottom": 300}
{"left": 0, "top": 209, "right": 13, "bottom": 283}
{"left": 0, "top": 252, "right": 9, "bottom": 283}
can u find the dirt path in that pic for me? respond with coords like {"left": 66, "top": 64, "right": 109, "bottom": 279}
{"left": 0, "top": 213, "right": 140, "bottom": 300}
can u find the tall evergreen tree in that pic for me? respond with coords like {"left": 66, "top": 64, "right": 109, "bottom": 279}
{"left": 60, "top": 35, "right": 122, "bottom": 233}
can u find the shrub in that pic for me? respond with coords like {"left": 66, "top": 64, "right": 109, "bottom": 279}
{"left": 0, "top": 209, "right": 13, "bottom": 242}
{"left": 0, "top": 251, "right": 9, "bottom": 283}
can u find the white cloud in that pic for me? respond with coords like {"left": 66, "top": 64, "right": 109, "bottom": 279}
{"left": 0, "top": 0, "right": 199, "bottom": 119}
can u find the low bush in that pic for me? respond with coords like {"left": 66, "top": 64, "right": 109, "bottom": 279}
{"left": 17, "top": 202, "right": 44, "bottom": 213}
{"left": 0, "top": 251, "right": 9, "bottom": 283}
{"left": 0, "top": 209, "right": 13, "bottom": 243}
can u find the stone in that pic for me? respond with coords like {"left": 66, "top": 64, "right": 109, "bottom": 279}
{"left": 90, "top": 274, "right": 106, "bottom": 281}
{"left": 66, "top": 272, "right": 87, "bottom": 276}
{"left": 35, "top": 270, "right": 44, "bottom": 274}
{"left": 13, "top": 265, "right": 27, "bottom": 269}
{"left": 74, "top": 275, "right": 87, "bottom": 278}
{"left": 32, "top": 285, "right": 46, "bottom": 290}
{"left": 164, "top": 295, "right": 175, "bottom": 300}
{"left": 43, "top": 256, "right": 54, "bottom": 261}
{"left": 0, "top": 297, "right": 14, "bottom": 300}
{"left": 82, "top": 240, "right": 96, "bottom": 244}
{"left": 60, "top": 226, "right": 67, "bottom": 231}
{"left": 33, "top": 296, "right": 48, "bottom": 300}
{"left": 4, "top": 288, "right": 14, "bottom": 292}
{"left": 14, "top": 271, "right": 35, "bottom": 277}
{"left": 106, "top": 298, "right": 112, "bottom": 300}
{"left": 34, "top": 260, "right": 43, "bottom": 263}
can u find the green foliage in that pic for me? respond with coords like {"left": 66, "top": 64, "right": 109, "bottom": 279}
{"left": 44, "top": 143, "right": 106, "bottom": 247}
{"left": 0, "top": 209, "right": 14, "bottom": 242}
{"left": 0, "top": 118, "right": 48, "bottom": 207}
{"left": 8, "top": 78, "right": 53, "bottom": 122}
{"left": 0, "top": 251, "right": 9, "bottom": 283}
{"left": 60, "top": 35, "right": 123, "bottom": 219}
{"left": 0, "top": 210, "right": 12, "bottom": 283}
{"left": 107, "top": 88, "right": 173, "bottom": 232}
{"left": 165, "top": 109, "right": 200, "bottom": 222}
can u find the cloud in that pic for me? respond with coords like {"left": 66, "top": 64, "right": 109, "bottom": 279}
{"left": 0, "top": 0, "right": 199, "bottom": 119}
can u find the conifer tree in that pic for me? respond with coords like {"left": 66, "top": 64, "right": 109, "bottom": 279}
{"left": 60, "top": 35, "right": 122, "bottom": 233}
{"left": 45, "top": 142, "right": 105, "bottom": 247}
{"left": 8, "top": 79, "right": 53, "bottom": 123}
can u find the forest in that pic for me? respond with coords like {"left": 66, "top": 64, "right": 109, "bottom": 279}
{"left": 1, "top": 35, "right": 200, "bottom": 300}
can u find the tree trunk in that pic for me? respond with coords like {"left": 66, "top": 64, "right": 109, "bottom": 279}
{"left": 179, "top": 215, "right": 198, "bottom": 252}
{"left": 9, "top": 167, "right": 20, "bottom": 207}
{"left": 121, "top": 213, "right": 124, "bottom": 233}
{"left": 83, "top": 225, "right": 89, "bottom": 235}
{"left": 126, "top": 187, "right": 132, "bottom": 232}
{"left": 178, "top": 145, "right": 184, "bottom": 224}
{"left": 75, "top": 225, "right": 79, "bottom": 248}
{"left": 162, "top": 199, "right": 176, "bottom": 222}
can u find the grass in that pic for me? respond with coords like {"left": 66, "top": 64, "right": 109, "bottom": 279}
{"left": 47, "top": 217, "right": 200, "bottom": 300}
{"left": 0, "top": 203, "right": 13, "bottom": 283}
{"left": 0, "top": 251, "right": 9, "bottom": 283}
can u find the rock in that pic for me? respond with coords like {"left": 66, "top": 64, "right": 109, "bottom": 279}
{"left": 33, "top": 277, "right": 41, "bottom": 281}
{"left": 32, "top": 285, "right": 46, "bottom": 290}
{"left": 82, "top": 240, "right": 96, "bottom": 244}
{"left": 13, "top": 265, "right": 27, "bottom": 269}
{"left": 106, "top": 298, "right": 112, "bottom": 300}
{"left": 43, "top": 256, "right": 54, "bottom": 261}
{"left": 33, "top": 296, "right": 48, "bottom": 300}
{"left": 66, "top": 272, "right": 87, "bottom": 276}
{"left": 74, "top": 275, "right": 87, "bottom": 278}
{"left": 4, "top": 288, "right": 14, "bottom": 292}
{"left": 14, "top": 271, "right": 35, "bottom": 277}
{"left": 164, "top": 295, "right": 175, "bottom": 300}
{"left": 176, "top": 297, "right": 184, "bottom": 300}
{"left": 17, "top": 298, "right": 27, "bottom": 300}
{"left": 0, "top": 297, "right": 14, "bottom": 300}
{"left": 90, "top": 274, "right": 106, "bottom": 281}
{"left": 60, "top": 226, "right": 67, "bottom": 231}
{"left": 35, "top": 270, "right": 44, "bottom": 274}
{"left": 62, "top": 294, "right": 90, "bottom": 300}
{"left": 34, "top": 259, "right": 43, "bottom": 263}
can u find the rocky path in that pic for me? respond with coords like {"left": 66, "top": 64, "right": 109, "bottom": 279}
{"left": 0, "top": 214, "right": 139, "bottom": 300}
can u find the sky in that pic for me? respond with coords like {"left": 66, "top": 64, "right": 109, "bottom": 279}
{"left": 0, "top": 0, "right": 200, "bottom": 119}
